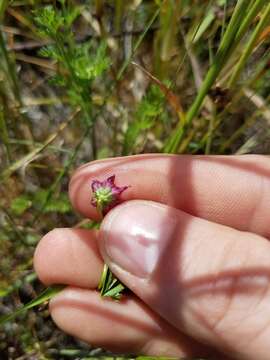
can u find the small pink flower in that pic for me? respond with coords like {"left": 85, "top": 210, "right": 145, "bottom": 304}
{"left": 91, "top": 175, "right": 128, "bottom": 215}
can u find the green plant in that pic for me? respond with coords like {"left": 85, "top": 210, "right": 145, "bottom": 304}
{"left": 123, "top": 84, "right": 167, "bottom": 155}
{"left": 164, "top": 0, "right": 270, "bottom": 153}
{"left": 1, "top": 0, "right": 270, "bottom": 358}
{"left": 34, "top": 4, "right": 110, "bottom": 126}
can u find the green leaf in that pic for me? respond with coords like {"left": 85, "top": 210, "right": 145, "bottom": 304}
{"left": 44, "top": 196, "right": 72, "bottom": 213}
{"left": 33, "top": 6, "right": 64, "bottom": 37}
{"left": 0, "top": 285, "right": 64, "bottom": 326}
{"left": 80, "top": 221, "right": 101, "bottom": 230}
{"left": 25, "top": 233, "right": 39, "bottom": 246}
{"left": 38, "top": 45, "right": 62, "bottom": 61}
{"left": 64, "top": 5, "right": 81, "bottom": 27}
{"left": 192, "top": 0, "right": 227, "bottom": 43}
{"left": 0, "top": 0, "right": 8, "bottom": 22}
{"left": 48, "top": 74, "right": 67, "bottom": 87}
{"left": 71, "top": 41, "right": 110, "bottom": 81}
{"left": 192, "top": 8, "right": 215, "bottom": 43}
{"left": 0, "top": 288, "right": 9, "bottom": 297}
{"left": 123, "top": 85, "right": 165, "bottom": 155}
{"left": 164, "top": 0, "right": 253, "bottom": 153}
{"left": 98, "top": 264, "right": 126, "bottom": 300}
{"left": 10, "top": 195, "right": 32, "bottom": 216}
{"left": 102, "top": 283, "right": 125, "bottom": 299}
{"left": 33, "top": 190, "right": 72, "bottom": 214}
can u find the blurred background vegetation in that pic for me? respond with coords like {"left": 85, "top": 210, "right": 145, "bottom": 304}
{"left": 0, "top": 0, "right": 270, "bottom": 358}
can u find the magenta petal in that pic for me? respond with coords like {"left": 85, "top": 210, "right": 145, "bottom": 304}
{"left": 91, "top": 180, "right": 102, "bottom": 192}
{"left": 111, "top": 185, "right": 128, "bottom": 196}
{"left": 106, "top": 175, "right": 116, "bottom": 187}
{"left": 120, "top": 185, "right": 128, "bottom": 193}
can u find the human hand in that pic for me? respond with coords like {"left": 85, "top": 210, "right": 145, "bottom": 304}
{"left": 34, "top": 155, "right": 270, "bottom": 359}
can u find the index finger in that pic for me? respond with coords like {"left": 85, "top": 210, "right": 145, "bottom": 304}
{"left": 69, "top": 154, "right": 270, "bottom": 238}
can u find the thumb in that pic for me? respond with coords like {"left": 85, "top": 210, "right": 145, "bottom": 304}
{"left": 99, "top": 200, "right": 270, "bottom": 360}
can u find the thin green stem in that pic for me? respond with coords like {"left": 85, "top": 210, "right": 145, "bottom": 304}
{"left": 0, "top": 31, "right": 22, "bottom": 106}
{"left": 114, "top": 0, "right": 124, "bottom": 33}
{"left": 0, "top": 285, "right": 64, "bottom": 325}
{"left": 219, "top": 112, "right": 257, "bottom": 153}
{"left": 32, "top": 122, "right": 92, "bottom": 225}
{"left": 53, "top": 32, "right": 95, "bottom": 160}
{"left": 1, "top": 207, "right": 25, "bottom": 243}
{"left": 229, "top": 3, "right": 270, "bottom": 87}
{"left": 163, "top": 0, "right": 254, "bottom": 153}
{"left": 0, "top": 0, "right": 8, "bottom": 22}
{"left": 0, "top": 98, "right": 11, "bottom": 162}
{"left": 221, "top": 0, "right": 228, "bottom": 38}
{"left": 234, "top": 0, "right": 266, "bottom": 45}
{"left": 220, "top": 91, "right": 270, "bottom": 152}
{"left": 186, "top": 0, "right": 250, "bottom": 119}
{"left": 116, "top": 6, "right": 160, "bottom": 81}
{"left": 205, "top": 107, "right": 217, "bottom": 154}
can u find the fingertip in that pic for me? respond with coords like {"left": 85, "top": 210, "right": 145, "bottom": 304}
{"left": 34, "top": 228, "right": 67, "bottom": 285}
{"left": 34, "top": 228, "right": 103, "bottom": 287}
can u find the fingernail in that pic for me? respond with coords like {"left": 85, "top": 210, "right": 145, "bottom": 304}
{"left": 100, "top": 201, "right": 177, "bottom": 278}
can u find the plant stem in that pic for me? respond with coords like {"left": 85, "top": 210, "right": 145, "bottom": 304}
{"left": 234, "top": 0, "right": 266, "bottom": 45}
{"left": 228, "top": 3, "right": 270, "bottom": 87}
{"left": 0, "top": 31, "right": 22, "bottom": 106}
{"left": 0, "top": 285, "right": 64, "bottom": 325}
{"left": 0, "top": 0, "right": 8, "bottom": 22}
{"left": 163, "top": 0, "right": 254, "bottom": 153}
{"left": 114, "top": 0, "right": 124, "bottom": 33}
{"left": 32, "top": 117, "right": 92, "bottom": 224}
{"left": 0, "top": 98, "right": 11, "bottom": 163}
{"left": 116, "top": 6, "right": 160, "bottom": 81}
{"left": 205, "top": 107, "right": 217, "bottom": 154}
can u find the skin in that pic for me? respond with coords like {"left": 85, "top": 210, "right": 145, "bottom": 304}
{"left": 34, "top": 154, "right": 270, "bottom": 359}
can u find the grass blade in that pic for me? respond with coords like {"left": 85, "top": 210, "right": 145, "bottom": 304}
{"left": 116, "top": 6, "right": 160, "bottom": 81}
{"left": 235, "top": 0, "right": 266, "bottom": 44}
{"left": 0, "top": 0, "right": 8, "bottom": 22}
{"left": 163, "top": 0, "right": 253, "bottom": 153}
{"left": 229, "top": 3, "right": 270, "bottom": 87}
{"left": 0, "top": 109, "right": 79, "bottom": 182}
{"left": 0, "top": 285, "right": 64, "bottom": 326}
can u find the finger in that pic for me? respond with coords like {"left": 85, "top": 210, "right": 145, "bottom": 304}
{"left": 34, "top": 228, "right": 221, "bottom": 358}
{"left": 50, "top": 287, "right": 218, "bottom": 358}
{"left": 69, "top": 154, "right": 270, "bottom": 238}
{"left": 33, "top": 228, "right": 103, "bottom": 287}
{"left": 99, "top": 200, "right": 270, "bottom": 360}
